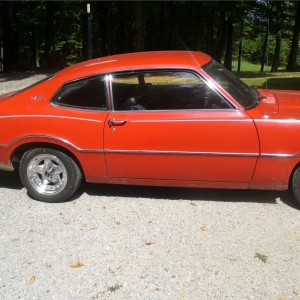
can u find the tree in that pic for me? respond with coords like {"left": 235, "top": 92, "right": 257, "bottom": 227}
{"left": 44, "top": 1, "right": 55, "bottom": 67}
{"left": 131, "top": 0, "right": 147, "bottom": 52}
{"left": 237, "top": 18, "right": 244, "bottom": 72}
{"left": 1, "top": 2, "right": 14, "bottom": 71}
{"left": 286, "top": 1, "right": 300, "bottom": 71}
{"left": 224, "top": 9, "right": 234, "bottom": 70}
{"left": 270, "top": 1, "right": 283, "bottom": 72}
{"left": 0, "top": 0, "right": 298, "bottom": 71}
{"left": 29, "top": 1, "right": 39, "bottom": 68}
{"left": 215, "top": 1, "right": 227, "bottom": 63}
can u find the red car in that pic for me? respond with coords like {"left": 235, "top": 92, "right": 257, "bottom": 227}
{"left": 0, "top": 51, "right": 300, "bottom": 204}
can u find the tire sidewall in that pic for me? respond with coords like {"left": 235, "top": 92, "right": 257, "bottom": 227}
{"left": 292, "top": 168, "right": 300, "bottom": 205}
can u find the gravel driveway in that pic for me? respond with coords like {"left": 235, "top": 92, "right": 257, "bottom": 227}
{"left": 0, "top": 72, "right": 300, "bottom": 300}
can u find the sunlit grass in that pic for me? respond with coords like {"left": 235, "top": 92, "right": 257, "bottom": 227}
{"left": 236, "top": 71, "right": 300, "bottom": 90}
{"left": 231, "top": 60, "right": 300, "bottom": 90}
{"left": 232, "top": 60, "right": 272, "bottom": 72}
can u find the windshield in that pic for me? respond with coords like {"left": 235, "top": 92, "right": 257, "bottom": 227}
{"left": 202, "top": 60, "right": 259, "bottom": 109}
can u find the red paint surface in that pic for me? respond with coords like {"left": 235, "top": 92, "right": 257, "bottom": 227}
{"left": 0, "top": 51, "right": 300, "bottom": 192}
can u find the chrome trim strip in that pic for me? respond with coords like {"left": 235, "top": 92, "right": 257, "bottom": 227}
{"left": 112, "top": 108, "right": 237, "bottom": 113}
{"left": 131, "top": 119, "right": 252, "bottom": 123}
{"left": 0, "top": 135, "right": 103, "bottom": 153}
{"left": 255, "top": 119, "right": 300, "bottom": 124}
{"left": 0, "top": 115, "right": 103, "bottom": 123}
{"left": 105, "top": 149, "right": 300, "bottom": 159}
{"left": 260, "top": 153, "right": 300, "bottom": 158}
{"left": 104, "top": 149, "right": 258, "bottom": 157}
{"left": 105, "top": 74, "right": 114, "bottom": 111}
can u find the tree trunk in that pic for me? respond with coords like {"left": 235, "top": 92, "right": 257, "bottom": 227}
{"left": 44, "top": 1, "right": 54, "bottom": 68}
{"left": 237, "top": 19, "right": 244, "bottom": 72}
{"left": 1, "top": 2, "right": 14, "bottom": 71}
{"left": 260, "top": 2, "right": 275, "bottom": 72}
{"left": 193, "top": 2, "right": 202, "bottom": 51}
{"left": 224, "top": 10, "right": 233, "bottom": 71}
{"left": 98, "top": 1, "right": 108, "bottom": 56}
{"left": 205, "top": 7, "right": 214, "bottom": 55}
{"left": 205, "top": 7, "right": 210, "bottom": 55}
{"left": 271, "top": 1, "right": 283, "bottom": 72}
{"left": 117, "top": 2, "right": 125, "bottom": 54}
{"left": 12, "top": 2, "right": 20, "bottom": 69}
{"left": 131, "top": 0, "right": 147, "bottom": 52}
{"left": 209, "top": 10, "right": 214, "bottom": 56}
{"left": 286, "top": 1, "right": 300, "bottom": 71}
{"left": 30, "top": 2, "right": 37, "bottom": 68}
{"left": 168, "top": 1, "right": 176, "bottom": 50}
{"left": 215, "top": 1, "right": 227, "bottom": 63}
{"left": 159, "top": 1, "right": 165, "bottom": 50}
{"left": 260, "top": 21, "right": 269, "bottom": 73}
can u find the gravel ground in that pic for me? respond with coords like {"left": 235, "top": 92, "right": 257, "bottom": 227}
{"left": 0, "top": 72, "right": 300, "bottom": 300}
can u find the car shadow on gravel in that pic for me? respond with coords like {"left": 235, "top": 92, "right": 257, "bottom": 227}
{"left": 0, "top": 170, "right": 23, "bottom": 189}
{"left": 0, "top": 170, "right": 298, "bottom": 209}
{"left": 83, "top": 182, "right": 300, "bottom": 210}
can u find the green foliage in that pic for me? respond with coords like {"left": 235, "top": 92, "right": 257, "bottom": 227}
{"left": 242, "top": 37, "right": 265, "bottom": 65}
{"left": 0, "top": 1, "right": 299, "bottom": 70}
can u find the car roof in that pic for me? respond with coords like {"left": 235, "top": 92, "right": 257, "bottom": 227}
{"left": 55, "top": 51, "right": 212, "bottom": 82}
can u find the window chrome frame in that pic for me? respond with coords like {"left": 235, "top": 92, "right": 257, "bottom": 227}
{"left": 50, "top": 74, "right": 109, "bottom": 112}
{"left": 106, "top": 68, "right": 239, "bottom": 112}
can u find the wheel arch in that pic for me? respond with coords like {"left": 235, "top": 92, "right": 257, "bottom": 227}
{"left": 11, "top": 142, "right": 85, "bottom": 178}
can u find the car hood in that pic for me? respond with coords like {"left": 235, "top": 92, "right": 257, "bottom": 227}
{"left": 258, "top": 89, "right": 300, "bottom": 116}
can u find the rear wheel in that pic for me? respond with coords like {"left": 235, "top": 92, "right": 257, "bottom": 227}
{"left": 20, "top": 148, "right": 82, "bottom": 203}
{"left": 292, "top": 167, "right": 300, "bottom": 204}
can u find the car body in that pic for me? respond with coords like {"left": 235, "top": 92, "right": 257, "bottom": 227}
{"left": 1, "top": 51, "right": 300, "bottom": 203}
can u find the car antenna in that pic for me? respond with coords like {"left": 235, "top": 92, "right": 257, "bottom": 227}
{"left": 262, "top": 18, "right": 269, "bottom": 119}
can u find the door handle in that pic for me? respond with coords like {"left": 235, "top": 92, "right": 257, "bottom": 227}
{"left": 108, "top": 119, "right": 127, "bottom": 126}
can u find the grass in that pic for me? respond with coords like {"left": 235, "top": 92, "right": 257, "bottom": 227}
{"left": 236, "top": 71, "right": 300, "bottom": 90}
{"left": 232, "top": 60, "right": 273, "bottom": 72}
{"left": 232, "top": 61, "right": 300, "bottom": 90}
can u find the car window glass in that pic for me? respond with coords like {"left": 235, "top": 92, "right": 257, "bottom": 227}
{"left": 202, "top": 60, "right": 258, "bottom": 109}
{"left": 53, "top": 77, "right": 107, "bottom": 110}
{"left": 111, "top": 71, "right": 231, "bottom": 111}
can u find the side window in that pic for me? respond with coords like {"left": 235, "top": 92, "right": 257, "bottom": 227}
{"left": 111, "top": 71, "right": 231, "bottom": 111}
{"left": 53, "top": 77, "right": 107, "bottom": 110}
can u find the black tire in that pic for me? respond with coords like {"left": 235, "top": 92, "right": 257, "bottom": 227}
{"left": 292, "top": 167, "right": 300, "bottom": 205}
{"left": 19, "top": 148, "right": 82, "bottom": 203}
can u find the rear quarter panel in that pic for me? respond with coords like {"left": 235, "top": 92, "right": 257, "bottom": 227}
{"left": 0, "top": 79, "right": 108, "bottom": 180}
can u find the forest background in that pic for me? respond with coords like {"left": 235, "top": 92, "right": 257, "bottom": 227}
{"left": 0, "top": 0, "right": 300, "bottom": 74}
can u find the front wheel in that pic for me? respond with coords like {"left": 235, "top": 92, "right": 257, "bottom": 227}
{"left": 20, "top": 148, "right": 82, "bottom": 203}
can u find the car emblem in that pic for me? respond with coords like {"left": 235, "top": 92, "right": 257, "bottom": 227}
{"left": 31, "top": 96, "right": 44, "bottom": 101}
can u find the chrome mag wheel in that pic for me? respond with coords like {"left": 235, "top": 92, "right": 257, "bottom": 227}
{"left": 27, "top": 154, "right": 68, "bottom": 195}
{"left": 20, "top": 148, "right": 82, "bottom": 202}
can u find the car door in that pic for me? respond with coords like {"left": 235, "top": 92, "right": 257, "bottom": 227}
{"left": 104, "top": 70, "right": 259, "bottom": 184}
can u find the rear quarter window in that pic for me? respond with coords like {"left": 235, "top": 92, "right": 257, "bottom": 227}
{"left": 52, "top": 76, "right": 107, "bottom": 110}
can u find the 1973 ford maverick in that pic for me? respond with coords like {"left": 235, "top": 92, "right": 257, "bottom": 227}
{"left": 1, "top": 51, "right": 300, "bottom": 203}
